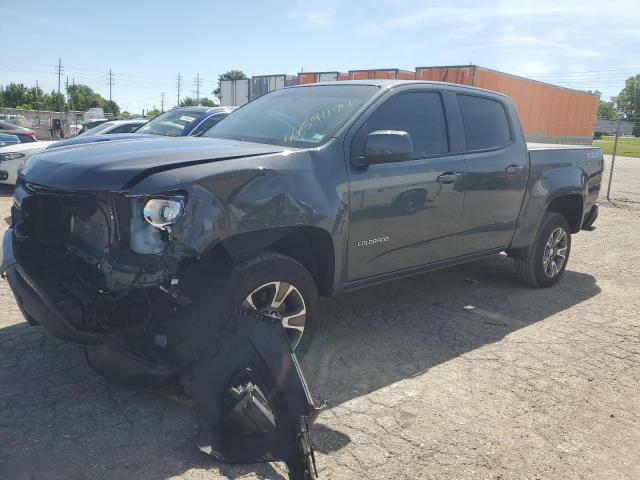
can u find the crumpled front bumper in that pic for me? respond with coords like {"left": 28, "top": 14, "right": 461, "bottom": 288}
{"left": 1, "top": 228, "right": 106, "bottom": 345}
{"left": 2, "top": 227, "right": 323, "bottom": 479}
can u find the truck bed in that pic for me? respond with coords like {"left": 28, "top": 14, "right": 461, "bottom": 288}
{"left": 526, "top": 142, "right": 604, "bottom": 220}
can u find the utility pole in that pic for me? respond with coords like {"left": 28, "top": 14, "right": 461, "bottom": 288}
{"left": 193, "top": 73, "right": 202, "bottom": 103}
{"left": 65, "top": 76, "right": 69, "bottom": 102}
{"left": 160, "top": 92, "right": 166, "bottom": 113}
{"left": 106, "top": 69, "right": 115, "bottom": 103}
{"left": 606, "top": 118, "right": 623, "bottom": 201}
{"left": 55, "top": 59, "right": 63, "bottom": 94}
{"left": 176, "top": 73, "right": 182, "bottom": 107}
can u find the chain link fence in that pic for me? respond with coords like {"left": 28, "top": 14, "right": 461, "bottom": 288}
{"left": 603, "top": 153, "right": 640, "bottom": 204}
{"left": 0, "top": 108, "right": 114, "bottom": 140}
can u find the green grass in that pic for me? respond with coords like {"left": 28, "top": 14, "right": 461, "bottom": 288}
{"left": 593, "top": 136, "right": 640, "bottom": 158}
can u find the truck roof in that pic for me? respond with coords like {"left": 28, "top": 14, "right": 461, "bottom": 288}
{"left": 289, "top": 79, "right": 512, "bottom": 99}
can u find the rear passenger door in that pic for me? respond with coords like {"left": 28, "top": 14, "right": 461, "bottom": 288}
{"left": 346, "top": 88, "right": 467, "bottom": 280}
{"left": 456, "top": 94, "right": 529, "bottom": 255}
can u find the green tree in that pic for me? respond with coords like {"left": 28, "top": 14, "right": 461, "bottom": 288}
{"left": 146, "top": 108, "right": 162, "bottom": 116}
{"left": 29, "top": 86, "right": 47, "bottom": 110}
{"left": 179, "top": 97, "right": 199, "bottom": 107}
{"left": 2, "top": 83, "right": 31, "bottom": 108}
{"left": 47, "top": 91, "right": 67, "bottom": 112}
{"left": 213, "top": 70, "right": 248, "bottom": 99}
{"left": 615, "top": 74, "right": 640, "bottom": 136}
{"left": 104, "top": 100, "right": 120, "bottom": 116}
{"left": 598, "top": 100, "right": 616, "bottom": 120}
{"left": 66, "top": 83, "right": 119, "bottom": 114}
{"left": 198, "top": 97, "right": 218, "bottom": 107}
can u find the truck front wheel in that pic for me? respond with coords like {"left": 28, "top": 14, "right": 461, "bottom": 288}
{"left": 514, "top": 212, "right": 572, "bottom": 288}
{"left": 231, "top": 252, "right": 319, "bottom": 355}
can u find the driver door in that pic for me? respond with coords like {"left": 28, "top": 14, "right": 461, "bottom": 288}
{"left": 347, "top": 89, "right": 466, "bottom": 281}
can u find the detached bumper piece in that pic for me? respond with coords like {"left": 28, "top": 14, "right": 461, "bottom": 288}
{"left": 190, "top": 308, "right": 323, "bottom": 480}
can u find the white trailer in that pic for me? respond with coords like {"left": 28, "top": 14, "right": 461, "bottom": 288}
{"left": 220, "top": 79, "right": 250, "bottom": 107}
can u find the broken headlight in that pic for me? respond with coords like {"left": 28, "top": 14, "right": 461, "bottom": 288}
{"left": 143, "top": 196, "right": 184, "bottom": 229}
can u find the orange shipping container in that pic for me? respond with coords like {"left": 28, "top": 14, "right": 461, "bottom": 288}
{"left": 349, "top": 69, "right": 416, "bottom": 80}
{"left": 298, "top": 72, "right": 349, "bottom": 84}
{"left": 415, "top": 65, "right": 599, "bottom": 145}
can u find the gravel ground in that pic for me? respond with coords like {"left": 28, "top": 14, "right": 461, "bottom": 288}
{"left": 0, "top": 184, "right": 639, "bottom": 480}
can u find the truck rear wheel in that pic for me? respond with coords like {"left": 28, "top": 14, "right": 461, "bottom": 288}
{"left": 514, "top": 212, "right": 572, "bottom": 288}
{"left": 231, "top": 252, "right": 319, "bottom": 355}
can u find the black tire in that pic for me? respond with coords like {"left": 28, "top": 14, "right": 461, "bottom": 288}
{"left": 514, "top": 212, "right": 572, "bottom": 288}
{"left": 228, "top": 251, "right": 319, "bottom": 355}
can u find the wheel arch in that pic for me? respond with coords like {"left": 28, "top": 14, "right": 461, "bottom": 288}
{"left": 545, "top": 193, "right": 584, "bottom": 233}
{"left": 202, "top": 227, "right": 336, "bottom": 297}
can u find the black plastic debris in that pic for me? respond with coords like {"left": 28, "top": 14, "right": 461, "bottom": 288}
{"left": 190, "top": 307, "right": 323, "bottom": 479}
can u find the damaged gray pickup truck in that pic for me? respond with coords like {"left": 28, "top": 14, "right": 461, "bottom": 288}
{"left": 1, "top": 81, "right": 602, "bottom": 478}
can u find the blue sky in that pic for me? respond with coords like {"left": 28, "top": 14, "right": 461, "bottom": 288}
{"left": 1, "top": 0, "right": 638, "bottom": 113}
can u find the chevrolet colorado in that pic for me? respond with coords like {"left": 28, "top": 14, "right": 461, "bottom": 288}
{"left": 0, "top": 81, "right": 602, "bottom": 477}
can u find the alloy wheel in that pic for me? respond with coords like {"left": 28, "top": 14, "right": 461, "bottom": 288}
{"left": 242, "top": 281, "right": 307, "bottom": 349}
{"left": 543, "top": 227, "right": 568, "bottom": 278}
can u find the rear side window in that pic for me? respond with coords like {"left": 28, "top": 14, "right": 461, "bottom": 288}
{"left": 190, "top": 113, "right": 226, "bottom": 136}
{"left": 366, "top": 91, "right": 448, "bottom": 156}
{"left": 108, "top": 123, "right": 141, "bottom": 134}
{"left": 458, "top": 95, "right": 511, "bottom": 150}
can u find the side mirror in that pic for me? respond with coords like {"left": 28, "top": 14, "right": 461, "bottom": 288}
{"left": 355, "top": 130, "right": 414, "bottom": 167}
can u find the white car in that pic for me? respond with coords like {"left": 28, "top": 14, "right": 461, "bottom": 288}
{"left": 77, "top": 119, "right": 147, "bottom": 136}
{"left": 0, "top": 141, "right": 54, "bottom": 185}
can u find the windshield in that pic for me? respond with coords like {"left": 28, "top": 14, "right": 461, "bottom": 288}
{"left": 136, "top": 109, "right": 204, "bottom": 137}
{"left": 205, "top": 85, "right": 378, "bottom": 147}
{"left": 78, "top": 122, "right": 115, "bottom": 137}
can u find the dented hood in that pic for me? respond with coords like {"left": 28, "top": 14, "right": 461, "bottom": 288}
{"left": 20, "top": 136, "right": 282, "bottom": 191}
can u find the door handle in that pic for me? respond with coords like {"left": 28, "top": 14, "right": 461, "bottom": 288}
{"left": 437, "top": 172, "right": 459, "bottom": 184}
{"left": 505, "top": 164, "right": 525, "bottom": 175}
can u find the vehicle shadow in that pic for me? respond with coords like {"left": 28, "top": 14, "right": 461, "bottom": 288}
{"left": 0, "top": 253, "right": 600, "bottom": 479}
{"left": 305, "top": 254, "right": 600, "bottom": 407}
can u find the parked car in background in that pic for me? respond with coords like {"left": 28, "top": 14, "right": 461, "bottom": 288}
{"left": 0, "top": 122, "right": 38, "bottom": 143}
{"left": 135, "top": 106, "right": 236, "bottom": 137}
{"left": 48, "top": 119, "right": 148, "bottom": 149}
{"left": 79, "top": 119, "right": 147, "bottom": 136}
{"left": 0, "top": 141, "right": 54, "bottom": 184}
{"left": 0, "top": 134, "right": 20, "bottom": 148}
{"left": 77, "top": 119, "right": 110, "bottom": 135}
{"left": 47, "top": 108, "right": 237, "bottom": 150}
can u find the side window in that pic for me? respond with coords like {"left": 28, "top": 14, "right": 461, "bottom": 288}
{"left": 458, "top": 95, "right": 511, "bottom": 150}
{"left": 366, "top": 91, "right": 448, "bottom": 156}
{"left": 108, "top": 124, "right": 138, "bottom": 134}
{"left": 191, "top": 114, "right": 225, "bottom": 136}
